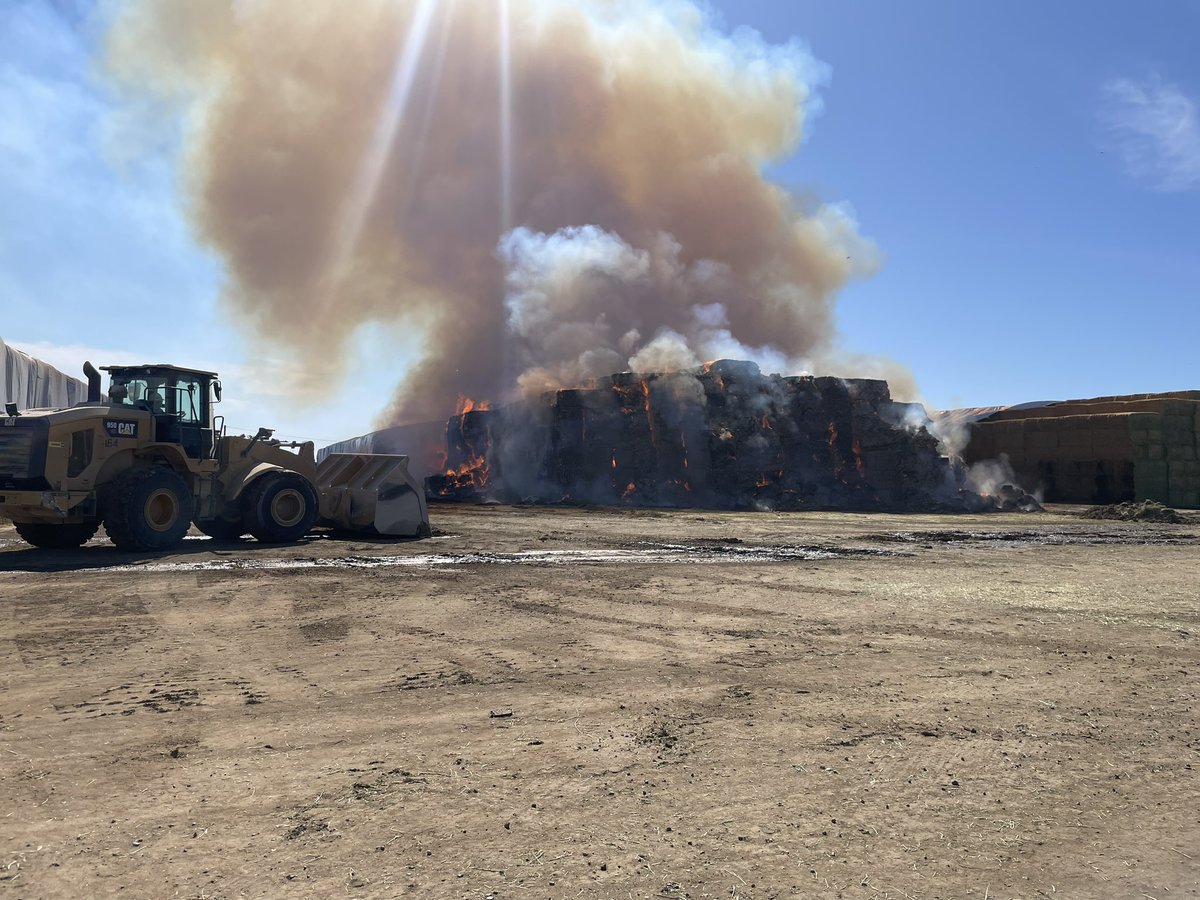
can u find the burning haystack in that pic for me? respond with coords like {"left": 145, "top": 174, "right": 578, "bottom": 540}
{"left": 428, "top": 360, "right": 982, "bottom": 512}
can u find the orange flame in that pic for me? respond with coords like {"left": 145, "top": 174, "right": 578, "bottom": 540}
{"left": 435, "top": 452, "right": 490, "bottom": 495}
{"left": 827, "top": 421, "right": 843, "bottom": 479}
{"left": 435, "top": 403, "right": 491, "bottom": 495}
{"left": 455, "top": 394, "right": 491, "bottom": 416}
{"left": 852, "top": 437, "right": 865, "bottom": 477}
{"left": 640, "top": 378, "right": 659, "bottom": 447}
{"left": 702, "top": 362, "right": 726, "bottom": 390}
{"left": 612, "top": 380, "right": 642, "bottom": 417}
{"left": 622, "top": 482, "right": 637, "bottom": 498}
{"left": 447, "top": 458, "right": 486, "bottom": 479}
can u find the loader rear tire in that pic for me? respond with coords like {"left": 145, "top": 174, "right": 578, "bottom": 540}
{"left": 243, "top": 472, "right": 318, "bottom": 543}
{"left": 194, "top": 517, "right": 246, "bottom": 541}
{"left": 102, "top": 466, "right": 194, "bottom": 552}
{"left": 14, "top": 520, "right": 101, "bottom": 549}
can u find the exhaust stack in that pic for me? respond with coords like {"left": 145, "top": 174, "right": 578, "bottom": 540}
{"left": 82, "top": 361, "right": 102, "bottom": 403}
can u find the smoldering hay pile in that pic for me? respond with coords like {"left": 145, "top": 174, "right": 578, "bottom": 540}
{"left": 428, "top": 360, "right": 988, "bottom": 512}
{"left": 325, "top": 359, "right": 1039, "bottom": 512}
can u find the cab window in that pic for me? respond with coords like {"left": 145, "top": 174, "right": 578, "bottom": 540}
{"left": 172, "top": 377, "right": 203, "bottom": 425}
{"left": 110, "top": 377, "right": 147, "bottom": 406}
{"left": 109, "top": 375, "right": 167, "bottom": 413}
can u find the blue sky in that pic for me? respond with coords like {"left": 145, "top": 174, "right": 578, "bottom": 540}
{"left": 2, "top": 1, "right": 1198, "bottom": 441}
{"left": 724, "top": 0, "right": 1200, "bottom": 408}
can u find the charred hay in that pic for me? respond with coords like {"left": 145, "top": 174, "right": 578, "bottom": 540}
{"left": 427, "top": 360, "right": 980, "bottom": 512}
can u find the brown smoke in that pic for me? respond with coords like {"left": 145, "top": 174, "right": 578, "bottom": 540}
{"left": 104, "top": 0, "right": 886, "bottom": 425}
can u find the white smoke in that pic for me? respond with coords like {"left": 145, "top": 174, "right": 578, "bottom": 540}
{"left": 498, "top": 224, "right": 831, "bottom": 392}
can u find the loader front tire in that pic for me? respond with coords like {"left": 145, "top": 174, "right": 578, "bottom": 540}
{"left": 14, "top": 520, "right": 101, "bottom": 550}
{"left": 103, "top": 466, "right": 194, "bottom": 552}
{"left": 243, "top": 472, "right": 318, "bottom": 543}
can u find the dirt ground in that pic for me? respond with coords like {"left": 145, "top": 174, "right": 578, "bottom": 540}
{"left": 1, "top": 504, "right": 1198, "bottom": 899}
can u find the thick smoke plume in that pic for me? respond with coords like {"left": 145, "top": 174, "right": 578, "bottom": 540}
{"left": 105, "top": 0, "right": 884, "bottom": 425}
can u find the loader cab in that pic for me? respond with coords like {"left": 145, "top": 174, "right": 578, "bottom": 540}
{"left": 102, "top": 365, "right": 221, "bottom": 460}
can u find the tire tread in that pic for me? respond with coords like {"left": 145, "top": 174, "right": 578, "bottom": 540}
{"left": 102, "top": 467, "right": 194, "bottom": 552}
{"left": 243, "top": 472, "right": 318, "bottom": 543}
{"left": 14, "top": 520, "right": 100, "bottom": 549}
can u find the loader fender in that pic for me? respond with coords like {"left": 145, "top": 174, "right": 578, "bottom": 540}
{"left": 224, "top": 463, "right": 292, "bottom": 502}
{"left": 94, "top": 450, "right": 139, "bottom": 488}
{"left": 96, "top": 445, "right": 192, "bottom": 486}
{"left": 140, "top": 444, "right": 195, "bottom": 474}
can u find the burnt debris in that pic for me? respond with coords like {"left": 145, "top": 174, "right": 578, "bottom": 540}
{"left": 426, "top": 360, "right": 982, "bottom": 511}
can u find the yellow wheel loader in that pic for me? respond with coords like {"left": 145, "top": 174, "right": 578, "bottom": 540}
{"left": 0, "top": 362, "right": 429, "bottom": 551}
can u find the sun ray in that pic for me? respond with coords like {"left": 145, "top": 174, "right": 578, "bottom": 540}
{"left": 399, "top": 0, "right": 457, "bottom": 219}
{"left": 499, "top": 0, "right": 514, "bottom": 232}
{"left": 331, "top": 0, "right": 438, "bottom": 285}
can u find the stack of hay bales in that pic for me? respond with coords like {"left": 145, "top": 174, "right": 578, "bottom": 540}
{"left": 964, "top": 392, "right": 1200, "bottom": 508}
{"left": 425, "top": 360, "right": 957, "bottom": 512}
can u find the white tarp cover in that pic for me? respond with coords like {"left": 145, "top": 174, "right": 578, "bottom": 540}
{"left": 0, "top": 337, "right": 86, "bottom": 411}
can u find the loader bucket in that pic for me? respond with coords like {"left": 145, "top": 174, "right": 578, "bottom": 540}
{"left": 315, "top": 453, "right": 430, "bottom": 538}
